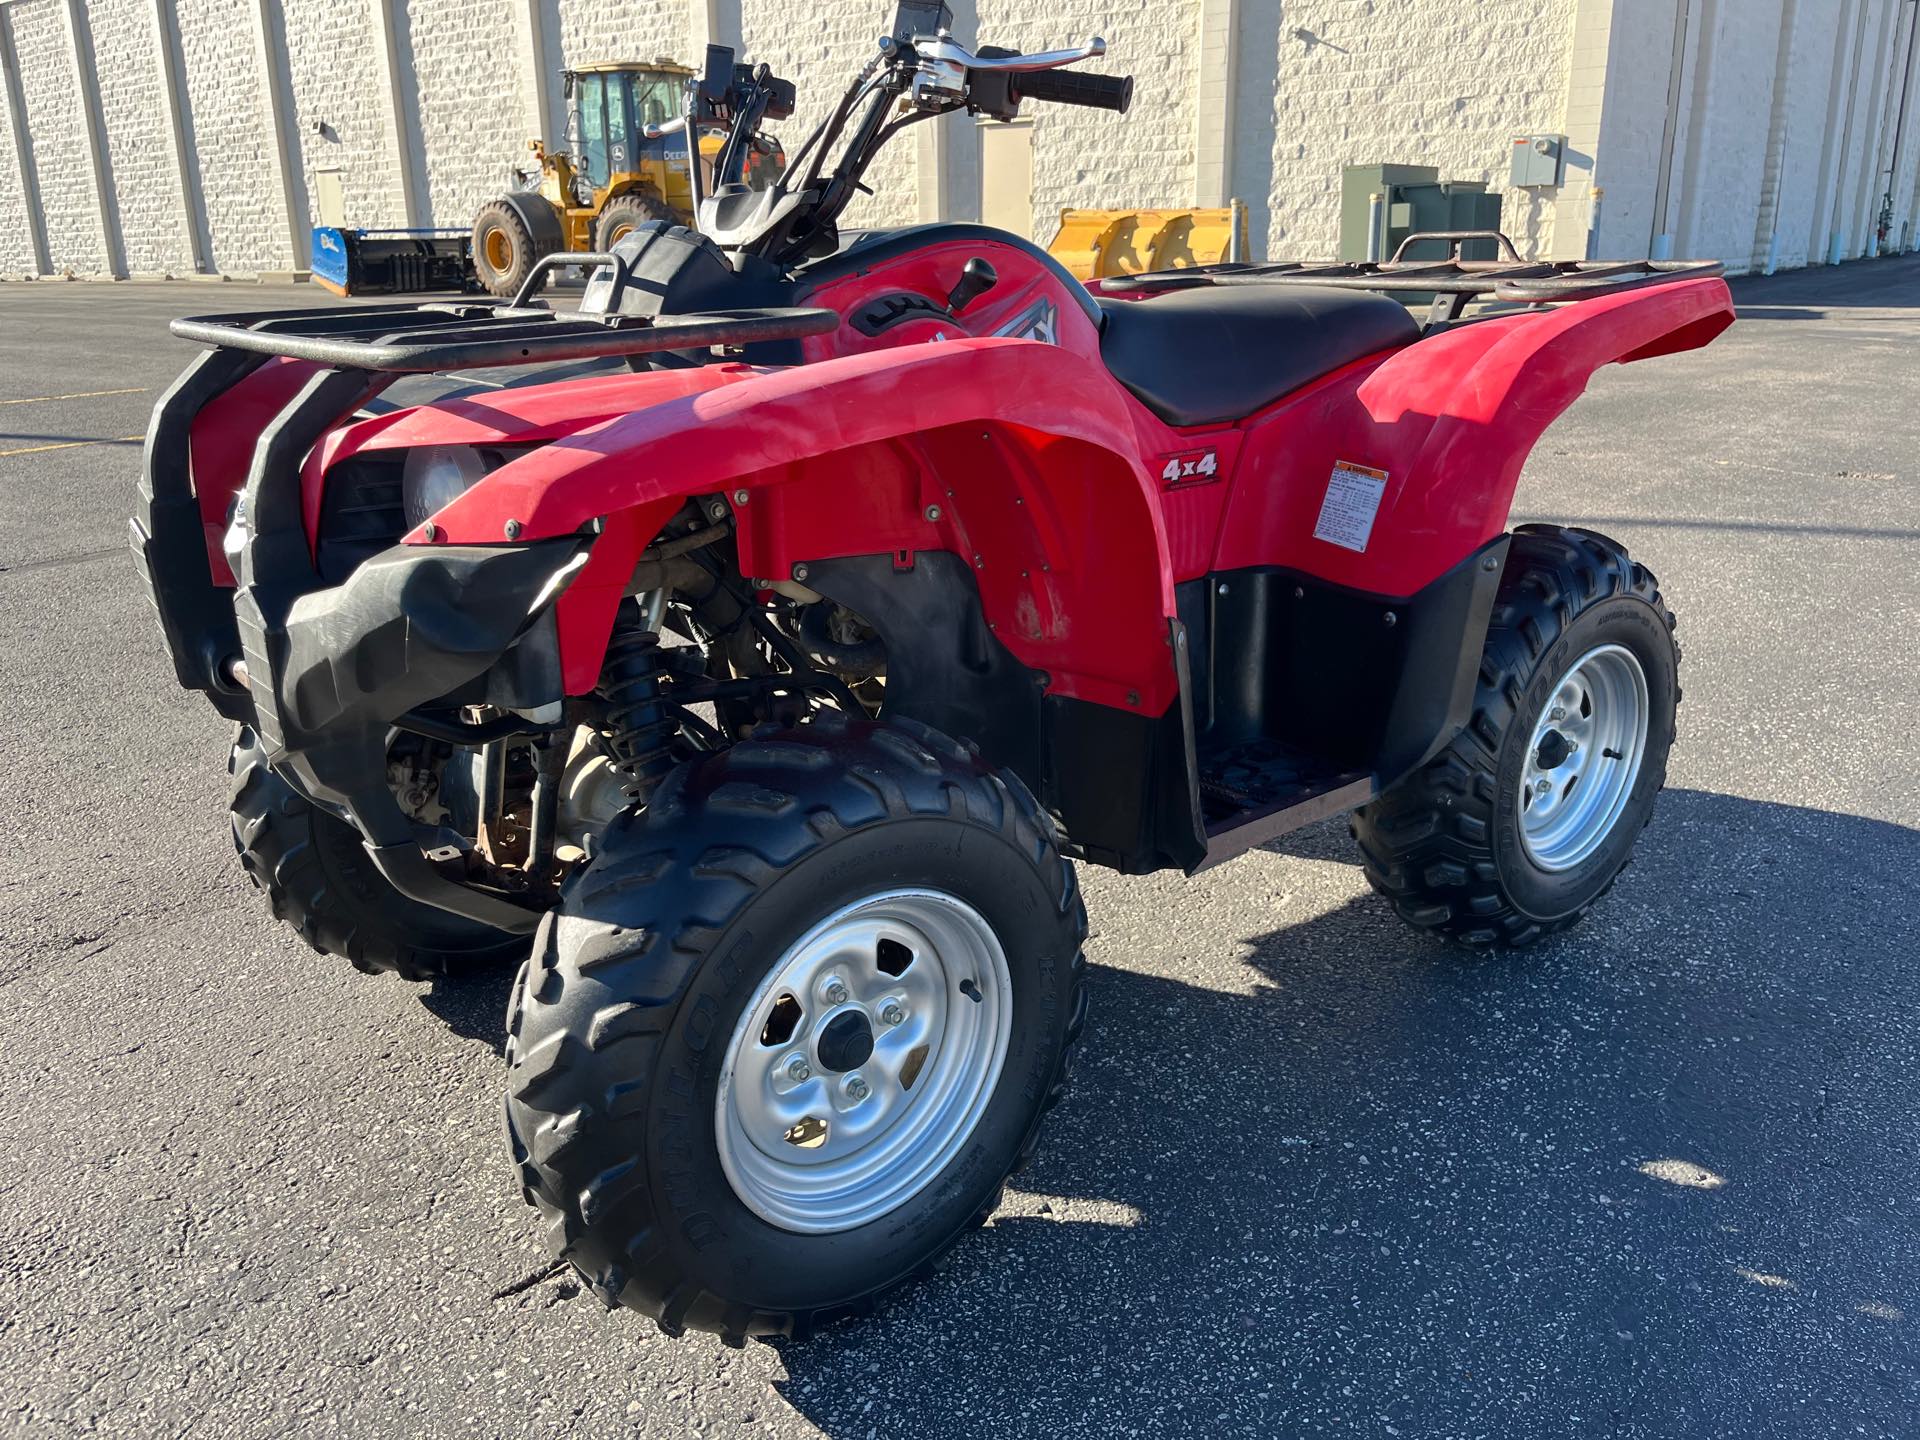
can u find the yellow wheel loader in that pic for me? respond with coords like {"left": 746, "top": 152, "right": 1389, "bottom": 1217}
{"left": 472, "top": 59, "right": 785, "bottom": 299}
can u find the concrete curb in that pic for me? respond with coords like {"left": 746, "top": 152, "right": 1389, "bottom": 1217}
{"left": 0, "top": 271, "right": 311, "bottom": 284}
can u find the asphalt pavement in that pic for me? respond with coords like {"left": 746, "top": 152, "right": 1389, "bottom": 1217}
{"left": 1, "top": 257, "right": 1917, "bottom": 1439}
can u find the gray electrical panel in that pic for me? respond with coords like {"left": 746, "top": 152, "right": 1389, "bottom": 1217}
{"left": 1509, "top": 134, "right": 1565, "bottom": 188}
{"left": 1339, "top": 164, "right": 1504, "bottom": 264}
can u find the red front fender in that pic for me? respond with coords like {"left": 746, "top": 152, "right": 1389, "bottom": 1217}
{"left": 371, "top": 339, "right": 1181, "bottom": 709}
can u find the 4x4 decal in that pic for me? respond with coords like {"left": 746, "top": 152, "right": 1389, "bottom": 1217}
{"left": 1159, "top": 448, "right": 1221, "bottom": 487}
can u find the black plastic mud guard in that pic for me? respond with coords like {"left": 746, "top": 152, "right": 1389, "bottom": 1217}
{"left": 240, "top": 538, "right": 586, "bottom": 934}
{"left": 134, "top": 336, "right": 583, "bottom": 932}
{"left": 1373, "top": 535, "right": 1510, "bottom": 778}
{"left": 130, "top": 346, "right": 270, "bottom": 722}
{"left": 803, "top": 552, "right": 1207, "bottom": 875}
{"left": 1174, "top": 534, "right": 1511, "bottom": 788}
{"left": 273, "top": 542, "right": 583, "bottom": 749}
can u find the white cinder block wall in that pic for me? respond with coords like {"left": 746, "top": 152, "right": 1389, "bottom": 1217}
{"left": 10, "top": 0, "right": 102, "bottom": 274}
{"left": 179, "top": 0, "right": 288, "bottom": 273}
{"left": 88, "top": 1, "right": 182, "bottom": 274}
{"left": 977, "top": 0, "right": 1201, "bottom": 237}
{"left": 1243, "top": 0, "right": 1578, "bottom": 259}
{"left": 284, "top": 1, "right": 407, "bottom": 242}
{"left": 0, "top": 0, "right": 1916, "bottom": 280}
{"left": 404, "top": 0, "right": 531, "bottom": 233}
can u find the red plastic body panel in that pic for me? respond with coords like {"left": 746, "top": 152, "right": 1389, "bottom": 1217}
{"left": 277, "top": 237, "right": 1731, "bottom": 705}
{"left": 377, "top": 341, "right": 1174, "bottom": 707}
{"left": 1203, "top": 277, "right": 1734, "bottom": 594}
{"left": 190, "top": 357, "right": 322, "bottom": 584}
{"left": 302, "top": 366, "right": 727, "bottom": 558}
{"left": 795, "top": 236, "right": 1104, "bottom": 364}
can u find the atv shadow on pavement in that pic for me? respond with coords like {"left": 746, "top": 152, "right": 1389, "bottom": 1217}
{"left": 419, "top": 968, "right": 521, "bottom": 1057}
{"left": 751, "top": 788, "right": 1919, "bottom": 1439}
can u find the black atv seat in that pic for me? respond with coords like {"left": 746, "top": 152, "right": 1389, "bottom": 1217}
{"left": 1094, "top": 285, "right": 1421, "bottom": 428}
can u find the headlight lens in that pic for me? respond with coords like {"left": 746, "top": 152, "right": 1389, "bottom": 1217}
{"left": 401, "top": 445, "right": 494, "bottom": 529}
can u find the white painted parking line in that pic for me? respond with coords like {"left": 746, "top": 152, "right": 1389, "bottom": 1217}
{"left": 0, "top": 386, "right": 150, "bottom": 406}
{"left": 0, "top": 434, "right": 144, "bottom": 458}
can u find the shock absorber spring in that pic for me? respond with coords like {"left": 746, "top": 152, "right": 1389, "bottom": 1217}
{"left": 598, "top": 611, "right": 679, "bottom": 800}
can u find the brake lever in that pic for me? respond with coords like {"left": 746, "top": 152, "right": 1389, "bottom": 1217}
{"left": 913, "top": 35, "right": 1105, "bottom": 72}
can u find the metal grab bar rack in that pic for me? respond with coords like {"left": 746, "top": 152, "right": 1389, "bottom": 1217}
{"left": 1098, "top": 231, "right": 1725, "bottom": 327}
{"left": 170, "top": 301, "right": 840, "bottom": 373}
{"left": 169, "top": 255, "right": 838, "bottom": 373}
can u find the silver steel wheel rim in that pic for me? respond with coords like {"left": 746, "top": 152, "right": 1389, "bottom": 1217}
{"left": 714, "top": 889, "right": 1013, "bottom": 1234}
{"left": 1518, "top": 642, "right": 1650, "bottom": 872}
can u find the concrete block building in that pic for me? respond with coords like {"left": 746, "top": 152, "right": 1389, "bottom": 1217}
{"left": 1, "top": 0, "right": 1916, "bottom": 280}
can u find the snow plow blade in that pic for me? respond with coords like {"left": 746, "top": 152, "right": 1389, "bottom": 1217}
{"left": 1047, "top": 204, "right": 1248, "bottom": 280}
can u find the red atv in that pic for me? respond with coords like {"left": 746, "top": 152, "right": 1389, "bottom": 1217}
{"left": 133, "top": 3, "right": 1733, "bottom": 1343}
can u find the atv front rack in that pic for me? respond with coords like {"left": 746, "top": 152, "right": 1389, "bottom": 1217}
{"left": 1100, "top": 230, "right": 1725, "bottom": 327}
{"left": 169, "top": 298, "right": 840, "bottom": 372}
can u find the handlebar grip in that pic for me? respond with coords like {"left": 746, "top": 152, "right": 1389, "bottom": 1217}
{"left": 1010, "top": 69, "right": 1133, "bottom": 114}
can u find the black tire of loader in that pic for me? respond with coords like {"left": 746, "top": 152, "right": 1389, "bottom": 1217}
{"left": 503, "top": 715, "right": 1090, "bottom": 1344}
{"left": 1349, "top": 525, "right": 1680, "bottom": 946}
{"left": 228, "top": 727, "right": 528, "bottom": 980}
{"left": 472, "top": 199, "right": 547, "bottom": 300}
{"left": 593, "top": 192, "right": 676, "bottom": 253}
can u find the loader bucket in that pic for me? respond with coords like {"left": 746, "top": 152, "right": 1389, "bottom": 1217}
{"left": 1047, "top": 205, "right": 1249, "bottom": 281}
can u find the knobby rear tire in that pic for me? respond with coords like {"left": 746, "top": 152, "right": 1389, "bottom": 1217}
{"left": 1350, "top": 525, "right": 1680, "bottom": 946}
{"left": 593, "top": 192, "right": 676, "bottom": 253}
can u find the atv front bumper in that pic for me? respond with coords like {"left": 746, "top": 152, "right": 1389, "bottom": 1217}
{"left": 131, "top": 348, "right": 581, "bottom": 933}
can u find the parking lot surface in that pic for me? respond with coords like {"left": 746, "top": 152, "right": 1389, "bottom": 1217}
{"left": 2, "top": 258, "right": 1916, "bottom": 1438}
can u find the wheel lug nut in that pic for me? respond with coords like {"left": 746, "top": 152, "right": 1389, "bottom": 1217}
{"left": 1536, "top": 778, "right": 1553, "bottom": 795}
{"left": 821, "top": 977, "right": 849, "bottom": 1005}
{"left": 844, "top": 1075, "right": 870, "bottom": 1102}
{"left": 880, "top": 1002, "right": 906, "bottom": 1027}
{"left": 1550, "top": 706, "right": 1567, "bottom": 722}
{"left": 786, "top": 1055, "right": 811, "bottom": 1082}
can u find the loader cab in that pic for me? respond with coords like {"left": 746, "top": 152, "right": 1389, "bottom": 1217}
{"left": 563, "top": 61, "right": 691, "bottom": 196}
{"left": 562, "top": 60, "right": 786, "bottom": 205}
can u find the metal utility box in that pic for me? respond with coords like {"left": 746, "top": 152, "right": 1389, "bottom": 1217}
{"left": 1509, "top": 134, "right": 1565, "bottom": 188}
{"left": 1339, "top": 164, "right": 1435, "bottom": 261}
{"left": 1339, "top": 164, "right": 1504, "bottom": 263}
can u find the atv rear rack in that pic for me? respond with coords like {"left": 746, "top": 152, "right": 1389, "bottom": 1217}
{"left": 1100, "top": 230, "right": 1725, "bottom": 327}
{"left": 170, "top": 290, "right": 838, "bottom": 373}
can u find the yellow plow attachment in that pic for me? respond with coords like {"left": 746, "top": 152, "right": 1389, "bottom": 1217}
{"left": 1047, "top": 202, "right": 1248, "bottom": 281}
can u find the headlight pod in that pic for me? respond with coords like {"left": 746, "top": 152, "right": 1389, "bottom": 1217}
{"left": 401, "top": 444, "right": 528, "bottom": 529}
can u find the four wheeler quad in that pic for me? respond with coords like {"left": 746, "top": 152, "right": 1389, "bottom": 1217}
{"left": 131, "top": 2, "right": 1733, "bottom": 1343}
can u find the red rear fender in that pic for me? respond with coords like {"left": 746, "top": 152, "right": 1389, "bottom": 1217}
{"left": 1211, "top": 276, "right": 1735, "bottom": 593}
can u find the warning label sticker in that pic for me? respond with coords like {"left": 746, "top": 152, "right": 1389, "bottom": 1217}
{"left": 1312, "top": 461, "right": 1388, "bottom": 553}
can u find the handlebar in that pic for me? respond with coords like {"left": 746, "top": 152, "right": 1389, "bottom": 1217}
{"left": 1011, "top": 68, "right": 1133, "bottom": 113}
{"left": 934, "top": 36, "right": 1133, "bottom": 123}
{"left": 677, "top": 8, "right": 1136, "bottom": 263}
